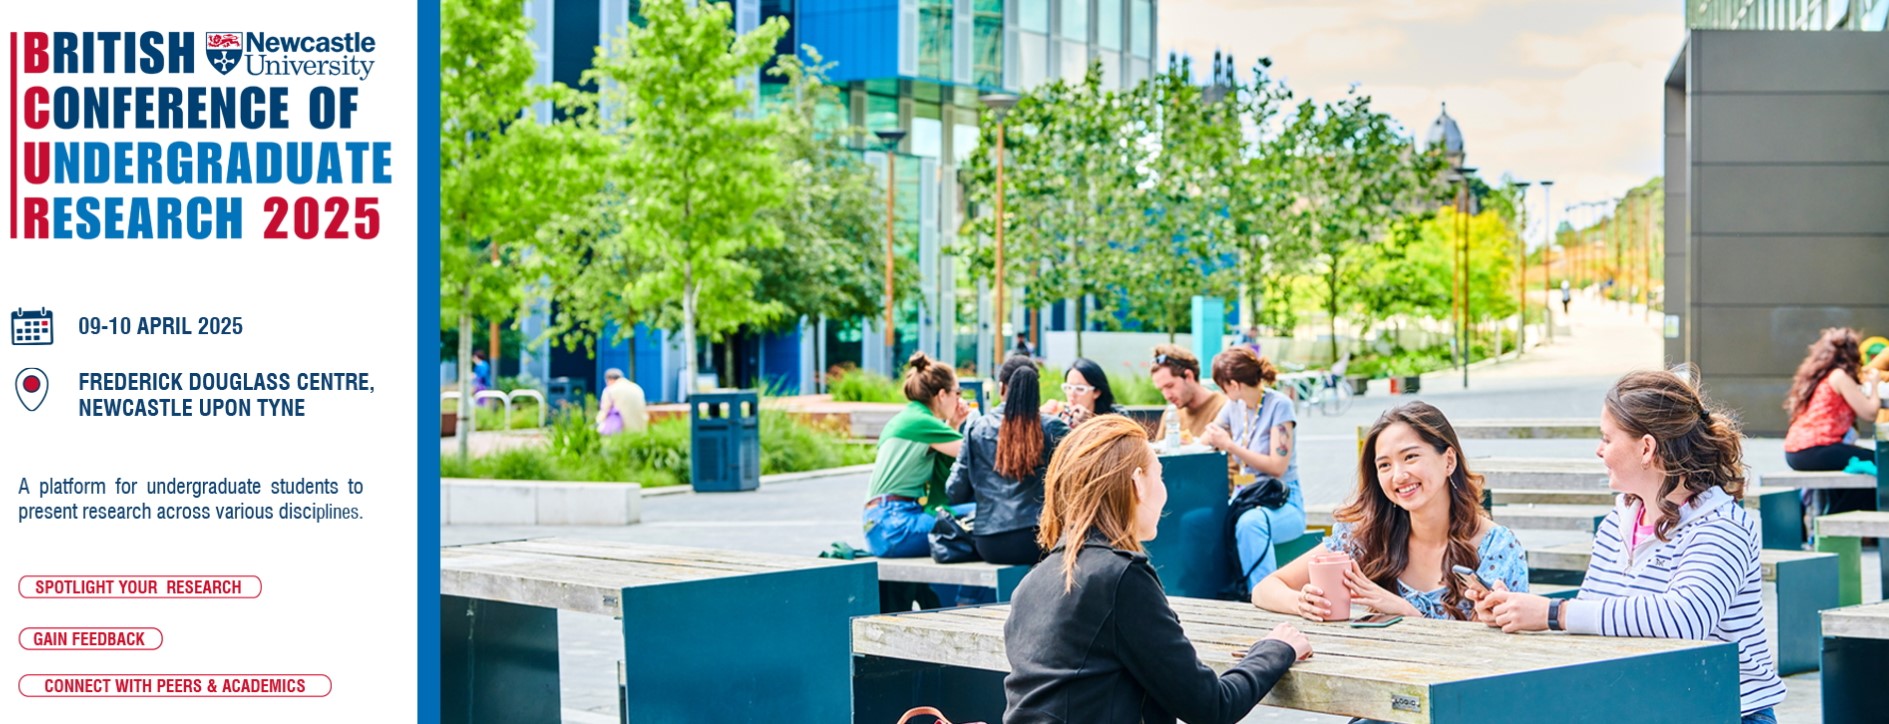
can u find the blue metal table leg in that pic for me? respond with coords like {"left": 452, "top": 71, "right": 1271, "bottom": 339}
{"left": 441, "top": 595, "right": 560, "bottom": 724}
{"left": 851, "top": 655, "right": 1006, "bottom": 724}
{"left": 1771, "top": 554, "right": 1838, "bottom": 675}
{"left": 1822, "top": 635, "right": 1889, "bottom": 724}
{"left": 621, "top": 562, "right": 876, "bottom": 723}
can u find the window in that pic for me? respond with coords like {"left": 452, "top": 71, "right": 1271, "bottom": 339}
{"left": 913, "top": 102, "right": 942, "bottom": 158}
{"left": 1097, "top": 49, "right": 1121, "bottom": 89}
{"left": 1062, "top": 0, "right": 1089, "bottom": 40}
{"left": 1020, "top": 0, "right": 1050, "bottom": 33}
{"left": 1059, "top": 39, "right": 1088, "bottom": 83}
{"left": 974, "top": 0, "right": 1004, "bottom": 88}
{"left": 1018, "top": 32, "right": 1049, "bottom": 88}
{"left": 1098, "top": 0, "right": 1122, "bottom": 50}
{"left": 867, "top": 93, "right": 901, "bottom": 134}
{"left": 953, "top": 121, "right": 979, "bottom": 166}
{"left": 919, "top": 0, "right": 954, "bottom": 81}
{"left": 1131, "top": 0, "right": 1152, "bottom": 57}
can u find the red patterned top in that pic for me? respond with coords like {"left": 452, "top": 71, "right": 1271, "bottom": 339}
{"left": 1784, "top": 374, "right": 1854, "bottom": 453}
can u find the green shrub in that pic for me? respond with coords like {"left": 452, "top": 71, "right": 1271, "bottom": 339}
{"left": 829, "top": 368, "right": 904, "bottom": 403}
{"left": 489, "top": 446, "right": 567, "bottom": 481}
{"left": 547, "top": 396, "right": 602, "bottom": 458}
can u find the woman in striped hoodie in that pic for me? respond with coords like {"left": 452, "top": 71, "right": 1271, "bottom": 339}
{"left": 1473, "top": 368, "right": 1784, "bottom": 722}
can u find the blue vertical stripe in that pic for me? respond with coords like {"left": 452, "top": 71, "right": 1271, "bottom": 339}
{"left": 417, "top": 0, "right": 442, "bottom": 720}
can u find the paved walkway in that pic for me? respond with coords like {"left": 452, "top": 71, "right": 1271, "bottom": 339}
{"left": 443, "top": 295, "right": 1862, "bottom": 723}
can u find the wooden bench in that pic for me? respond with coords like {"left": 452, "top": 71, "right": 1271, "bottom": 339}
{"left": 1821, "top": 601, "right": 1889, "bottom": 724}
{"left": 1756, "top": 470, "right": 1874, "bottom": 490}
{"left": 1526, "top": 542, "right": 1839, "bottom": 675}
{"left": 439, "top": 538, "right": 875, "bottom": 723}
{"left": 1815, "top": 511, "right": 1889, "bottom": 606}
{"left": 874, "top": 558, "right": 1029, "bottom": 602}
{"left": 1306, "top": 501, "right": 1607, "bottom": 533}
{"left": 850, "top": 597, "right": 1738, "bottom": 723}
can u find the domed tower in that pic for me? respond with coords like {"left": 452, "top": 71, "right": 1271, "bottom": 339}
{"left": 1427, "top": 102, "right": 1465, "bottom": 169}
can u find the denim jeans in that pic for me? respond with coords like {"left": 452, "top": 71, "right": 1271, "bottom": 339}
{"left": 1235, "top": 484, "right": 1307, "bottom": 591}
{"left": 1741, "top": 707, "right": 1776, "bottom": 724}
{"left": 864, "top": 501, "right": 994, "bottom": 606}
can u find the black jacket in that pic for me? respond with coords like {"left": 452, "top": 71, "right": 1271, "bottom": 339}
{"left": 1003, "top": 539, "right": 1296, "bottom": 724}
{"left": 944, "top": 413, "right": 1070, "bottom": 536}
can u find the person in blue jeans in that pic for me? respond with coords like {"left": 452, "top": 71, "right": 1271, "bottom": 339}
{"left": 861, "top": 352, "right": 989, "bottom": 607}
{"left": 1198, "top": 347, "right": 1304, "bottom": 592}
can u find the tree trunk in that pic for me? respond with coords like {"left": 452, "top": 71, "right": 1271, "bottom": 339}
{"left": 1327, "top": 265, "right": 1341, "bottom": 366}
{"left": 456, "top": 307, "right": 473, "bottom": 464}
{"left": 722, "top": 331, "right": 737, "bottom": 390}
{"left": 681, "top": 262, "right": 696, "bottom": 403}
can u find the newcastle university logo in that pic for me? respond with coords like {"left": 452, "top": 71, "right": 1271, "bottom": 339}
{"left": 206, "top": 32, "right": 242, "bottom": 74}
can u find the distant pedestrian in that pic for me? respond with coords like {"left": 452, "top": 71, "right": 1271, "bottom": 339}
{"left": 1011, "top": 332, "right": 1036, "bottom": 360}
{"left": 596, "top": 368, "right": 648, "bottom": 435}
{"left": 1560, "top": 280, "right": 1572, "bottom": 315}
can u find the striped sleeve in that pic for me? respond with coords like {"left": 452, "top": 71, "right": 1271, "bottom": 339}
{"left": 1564, "top": 518, "right": 1753, "bottom": 639}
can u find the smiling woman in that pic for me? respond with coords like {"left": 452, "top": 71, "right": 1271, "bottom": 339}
{"left": 1251, "top": 401, "right": 1529, "bottom": 622}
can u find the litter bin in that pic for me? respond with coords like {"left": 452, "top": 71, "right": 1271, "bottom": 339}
{"left": 961, "top": 379, "right": 989, "bottom": 416}
{"left": 547, "top": 377, "right": 586, "bottom": 410}
{"left": 690, "top": 390, "right": 761, "bottom": 492}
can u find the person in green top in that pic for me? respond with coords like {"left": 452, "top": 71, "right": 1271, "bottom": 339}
{"left": 864, "top": 352, "right": 972, "bottom": 559}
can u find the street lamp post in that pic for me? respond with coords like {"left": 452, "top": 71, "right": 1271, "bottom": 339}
{"left": 979, "top": 93, "right": 1019, "bottom": 372}
{"left": 875, "top": 129, "right": 908, "bottom": 373}
{"left": 1539, "top": 180, "right": 1554, "bottom": 342}
{"left": 1453, "top": 166, "right": 1477, "bottom": 388}
{"left": 1511, "top": 180, "right": 1532, "bottom": 355}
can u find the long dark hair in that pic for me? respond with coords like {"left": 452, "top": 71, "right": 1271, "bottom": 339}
{"left": 996, "top": 357, "right": 1046, "bottom": 481}
{"left": 1067, "top": 357, "right": 1118, "bottom": 413}
{"left": 1340, "top": 402, "right": 1489, "bottom": 621}
{"left": 1785, "top": 327, "right": 1861, "bottom": 422}
{"left": 1607, "top": 367, "right": 1746, "bottom": 542}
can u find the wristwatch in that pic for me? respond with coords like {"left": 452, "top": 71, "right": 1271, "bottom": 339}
{"left": 1548, "top": 598, "right": 1564, "bottom": 631}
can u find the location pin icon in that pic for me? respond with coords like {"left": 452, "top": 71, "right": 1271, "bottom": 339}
{"left": 17, "top": 368, "right": 47, "bottom": 412}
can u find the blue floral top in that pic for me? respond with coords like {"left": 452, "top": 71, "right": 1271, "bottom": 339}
{"left": 1322, "top": 521, "right": 1530, "bottom": 620}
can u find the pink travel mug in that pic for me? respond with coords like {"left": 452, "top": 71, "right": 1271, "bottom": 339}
{"left": 1305, "top": 552, "right": 1353, "bottom": 621}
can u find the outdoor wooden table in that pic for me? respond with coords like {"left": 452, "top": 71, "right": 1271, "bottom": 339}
{"left": 850, "top": 597, "right": 1737, "bottom": 723}
{"left": 440, "top": 538, "right": 875, "bottom": 724}
{"left": 1820, "top": 601, "right": 1889, "bottom": 724}
{"left": 1815, "top": 510, "right": 1889, "bottom": 606}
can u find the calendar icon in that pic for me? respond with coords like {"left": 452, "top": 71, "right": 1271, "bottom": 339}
{"left": 11, "top": 308, "right": 53, "bottom": 346}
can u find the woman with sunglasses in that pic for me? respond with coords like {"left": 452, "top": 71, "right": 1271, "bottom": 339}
{"left": 1043, "top": 357, "right": 1127, "bottom": 428}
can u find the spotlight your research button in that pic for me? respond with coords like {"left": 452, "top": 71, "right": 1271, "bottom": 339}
{"left": 19, "top": 575, "right": 262, "bottom": 598}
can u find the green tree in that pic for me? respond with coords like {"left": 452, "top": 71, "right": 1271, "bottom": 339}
{"left": 960, "top": 60, "right": 1141, "bottom": 356}
{"left": 581, "top": 0, "right": 792, "bottom": 400}
{"left": 441, "top": 0, "right": 607, "bottom": 462}
{"left": 746, "top": 48, "right": 896, "bottom": 333}
{"left": 1119, "top": 56, "right": 1240, "bottom": 340}
{"left": 1272, "top": 91, "right": 1446, "bottom": 362}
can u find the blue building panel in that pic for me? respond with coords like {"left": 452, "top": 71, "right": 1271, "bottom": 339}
{"left": 797, "top": 0, "right": 901, "bottom": 83}
{"left": 760, "top": 327, "right": 803, "bottom": 395}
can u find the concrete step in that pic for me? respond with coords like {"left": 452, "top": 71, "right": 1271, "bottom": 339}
{"left": 1449, "top": 419, "right": 1601, "bottom": 440}
{"left": 1490, "top": 504, "right": 1610, "bottom": 532}
{"left": 1490, "top": 489, "right": 1614, "bottom": 506}
{"left": 1473, "top": 458, "right": 1609, "bottom": 491}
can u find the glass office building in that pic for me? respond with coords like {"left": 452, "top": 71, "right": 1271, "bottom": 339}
{"left": 514, "top": 0, "right": 1158, "bottom": 399}
{"left": 1687, "top": 0, "right": 1888, "bottom": 31}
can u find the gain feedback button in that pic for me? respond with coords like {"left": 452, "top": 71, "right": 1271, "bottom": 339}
{"left": 19, "top": 576, "right": 261, "bottom": 599}
{"left": 21, "top": 628, "right": 163, "bottom": 651}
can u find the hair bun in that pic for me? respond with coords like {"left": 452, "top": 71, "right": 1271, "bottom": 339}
{"left": 907, "top": 351, "right": 931, "bottom": 372}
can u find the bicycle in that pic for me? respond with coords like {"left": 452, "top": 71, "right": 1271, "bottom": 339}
{"left": 1276, "top": 358, "right": 1353, "bottom": 416}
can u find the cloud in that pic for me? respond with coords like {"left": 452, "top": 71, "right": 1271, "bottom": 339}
{"left": 1160, "top": 2, "right": 1683, "bottom": 208}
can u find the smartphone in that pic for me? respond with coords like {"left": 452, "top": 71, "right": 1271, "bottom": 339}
{"left": 1350, "top": 613, "right": 1403, "bottom": 628}
{"left": 1451, "top": 564, "right": 1492, "bottom": 593}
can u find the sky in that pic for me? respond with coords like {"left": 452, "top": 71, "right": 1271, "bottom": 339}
{"left": 1160, "top": 0, "right": 1684, "bottom": 245}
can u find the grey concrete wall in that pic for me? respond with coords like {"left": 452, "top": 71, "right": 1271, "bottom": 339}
{"left": 1678, "top": 30, "right": 1889, "bottom": 435}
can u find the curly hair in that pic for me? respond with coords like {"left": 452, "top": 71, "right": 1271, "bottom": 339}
{"left": 1785, "top": 328, "right": 1862, "bottom": 422}
{"left": 1607, "top": 366, "right": 1746, "bottom": 542}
